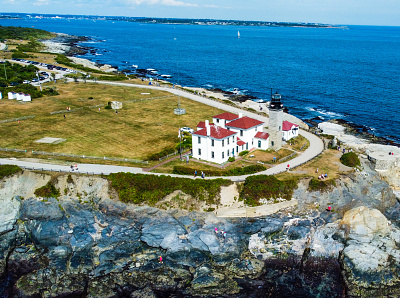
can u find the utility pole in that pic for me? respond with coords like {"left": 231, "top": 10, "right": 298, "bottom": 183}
{"left": 179, "top": 128, "right": 182, "bottom": 160}
{"left": 36, "top": 71, "right": 42, "bottom": 91}
{"left": 2, "top": 62, "right": 7, "bottom": 81}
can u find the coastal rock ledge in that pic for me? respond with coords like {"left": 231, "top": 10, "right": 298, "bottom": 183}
{"left": 1, "top": 169, "right": 400, "bottom": 297}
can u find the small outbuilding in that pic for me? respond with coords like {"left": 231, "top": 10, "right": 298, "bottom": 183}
{"left": 23, "top": 94, "right": 32, "bottom": 102}
{"left": 282, "top": 120, "right": 299, "bottom": 141}
{"left": 8, "top": 92, "right": 16, "bottom": 99}
{"left": 111, "top": 101, "right": 122, "bottom": 110}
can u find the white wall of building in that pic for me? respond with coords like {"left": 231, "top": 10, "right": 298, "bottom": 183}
{"left": 228, "top": 125, "right": 263, "bottom": 147}
{"left": 192, "top": 133, "right": 237, "bottom": 164}
{"left": 254, "top": 138, "right": 269, "bottom": 150}
{"left": 283, "top": 127, "right": 299, "bottom": 141}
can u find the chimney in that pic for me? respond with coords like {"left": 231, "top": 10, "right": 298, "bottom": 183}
{"left": 205, "top": 120, "right": 210, "bottom": 136}
{"left": 239, "top": 113, "right": 243, "bottom": 118}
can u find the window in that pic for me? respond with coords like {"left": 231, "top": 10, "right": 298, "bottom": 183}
{"left": 279, "top": 126, "right": 281, "bottom": 131}
{"left": 198, "top": 137, "right": 201, "bottom": 144}
{"left": 198, "top": 148, "right": 201, "bottom": 155}
{"left": 211, "top": 139, "right": 214, "bottom": 147}
{"left": 211, "top": 151, "right": 214, "bottom": 158}
{"left": 222, "top": 140, "right": 224, "bottom": 147}
{"left": 246, "top": 143, "right": 248, "bottom": 150}
{"left": 236, "top": 146, "right": 238, "bottom": 153}
{"left": 240, "top": 130, "right": 243, "bottom": 137}
{"left": 227, "top": 150, "right": 229, "bottom": 156}
{"left": 232, "top": 148, "right": 235, "bottom": 155}
{"left": 222, "top": 152, "right": 224, "bottom": 159}
{"left": 233, "top": 136, "right": 235, "bottom": 143}
{"left": 272, "top": 141, "right": 274, "bottom": 147}
{"left": 227, "top": 138, "right": 230, "bottom": 145}
{"left": 258, "top": 140, "right": 261, "bottom": 148}
{"left": 217, "top": 119, "right": 220, "bottom": 123}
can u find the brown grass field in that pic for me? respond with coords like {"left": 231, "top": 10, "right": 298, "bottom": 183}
{"left": 0, "top": 82, "right": 224, "bottom": 160}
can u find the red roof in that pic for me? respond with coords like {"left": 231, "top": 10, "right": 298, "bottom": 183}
{"left": 254, "top": 132, "right": 269, "bottom": 140}
{"left": 282, "top": 121, "right": 299, "bottom": 131}
{"left": 226, "top": 116, "right": 264, "bottom": 129}
{"left": 193, "top": 125, "right": 236, "bottom": 139}
{"left": 213, "top": 112, "right": 239, "bottom": 121}
{"left": 237, "top": 137, "right": 246, "bottom": 146}
{"left": 197, "top": 121, "right": 214, "bottom": 129}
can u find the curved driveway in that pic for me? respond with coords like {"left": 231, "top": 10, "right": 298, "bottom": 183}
{"left": 0, "top": 80, "right": 324, "bottom": 181}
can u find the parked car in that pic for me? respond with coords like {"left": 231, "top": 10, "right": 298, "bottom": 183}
{"left": 180, "top": 127, "right": 194, "bottom": 134}
{"left": 23, "top": 80, "right": 30, "bottom": 84}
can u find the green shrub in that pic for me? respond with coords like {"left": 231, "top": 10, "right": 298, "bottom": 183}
{"left": 239, "top": 150, "right": 249, "bottom": 156}
{"left": 34, "top": 180, "right": 60, "bottom": 198}
{"left": 173, "top": 164, "right": 265, "bottom": 176}
{"left": 106, "top": 172, "right": 231, "bottom": 206}
{"left": 0, "top": 165, "right": 22, "bottom": 180}
{"left": 340, "top": 152, "right": 360, "bottom": 167}
{"left": 148, "top": 147, "right": 176, "bottom": 161}
{"left": 12, "top": 51, "right": 30, "bottom": 59}
{"left": 228, "top": 157, "right": 235, "bottom": 162}
{"left": 66, "top": 174, "right": 74, "bottom": 184}
{"left": 0, "top": 26, "right": 54, "bottom": 40}
{"left": 308, "top": 178, "right": 336, "bottom": 192}
{"left": 240, "top": 175, "right": 298, "bottom": 206}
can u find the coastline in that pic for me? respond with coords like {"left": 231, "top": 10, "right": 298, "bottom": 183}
{"left": 40, "top": 34, "right": 399, "bottom": 148}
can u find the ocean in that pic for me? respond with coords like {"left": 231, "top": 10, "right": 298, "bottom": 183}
{"left": 1, "top": 17, "right": 400, "bottom": 142}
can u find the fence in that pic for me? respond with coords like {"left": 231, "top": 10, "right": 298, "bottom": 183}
{"left": 278, "top": 152, "right": 297, "bottom": 163}
{"left": 0, "top": 115, "right": 35, "bottom": 123}
{"left": 159, "top": 151, "right": 178, "bottom": 161}
{"left": 0, "top": 147, "right": 148, "bottom": 164}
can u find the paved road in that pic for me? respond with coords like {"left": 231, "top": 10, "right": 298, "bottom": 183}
{"left": 0, "top": 80, "right": 324, "bottom": 181}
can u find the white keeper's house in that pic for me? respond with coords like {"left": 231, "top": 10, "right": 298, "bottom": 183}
{"left": 192, "top": 112, "right": 270, "bottom": 164}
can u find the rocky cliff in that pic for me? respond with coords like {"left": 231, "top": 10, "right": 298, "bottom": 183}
{"left": 0, "top": 162, "right": 399, "bottom": 297}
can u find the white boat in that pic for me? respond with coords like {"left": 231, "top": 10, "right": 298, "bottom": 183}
{"left": 132, "top": 65, "right": 138, "bottom": 68}
{"left": 238, "top": 31, "right": 240, "bottom": 38}
{"left": 161, "top": 74, "right": 172, "bottom": 79}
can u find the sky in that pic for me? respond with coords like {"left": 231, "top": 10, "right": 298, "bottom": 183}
{"left": 1, "top": 0, "right": 400, "bottom": 26}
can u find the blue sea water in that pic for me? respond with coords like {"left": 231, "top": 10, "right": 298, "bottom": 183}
{"left": 1, "top": 17, "right": 400, "bottom": 142}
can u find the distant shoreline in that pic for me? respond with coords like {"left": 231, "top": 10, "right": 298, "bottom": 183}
{"left": 0, "top": 12, "right": 348, "bottom": 29}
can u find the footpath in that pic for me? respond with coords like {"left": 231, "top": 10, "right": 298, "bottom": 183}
{"left": 0, "top": 79, "right": 324, "bottom": 182}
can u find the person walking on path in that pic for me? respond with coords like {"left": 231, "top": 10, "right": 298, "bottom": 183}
{"left": 287, "top": 164, "right": 290, "bottom": 171}
{"left": 194, "top": 170, "right": 197, "bottom": 177}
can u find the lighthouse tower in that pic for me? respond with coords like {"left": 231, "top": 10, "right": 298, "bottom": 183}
{"left": 268, "top": 92, "right": 284, "bottom": 150}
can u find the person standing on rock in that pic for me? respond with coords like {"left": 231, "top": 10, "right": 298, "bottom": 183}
{"left": 214, "top": 227, "right": 218, "bottom": 234}
{"left": 159, "top": 256, "right": 163, "bottom": 264}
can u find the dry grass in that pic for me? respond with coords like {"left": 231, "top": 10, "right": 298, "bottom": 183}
{"left": 0, "top": 82, "right": 224, "bottom": 160}
{"left": 283, "top": 134, "right": 310, "bottom": 152}
{"left": 276, "top": 149, "right": 351, "bottom": 180}
{"left": 245, "top": 148, "right": 296, "bottom": 164}
{"left": 152, "top": 157, "right": 254, "bottom": 174}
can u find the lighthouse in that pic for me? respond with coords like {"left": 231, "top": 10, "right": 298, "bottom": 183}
{"left": 268, "top": 92, "right": 284, "bottom": 150}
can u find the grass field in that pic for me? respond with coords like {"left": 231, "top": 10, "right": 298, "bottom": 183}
{"left": 0, "top": 82, "right": 224, "bottom": 160}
